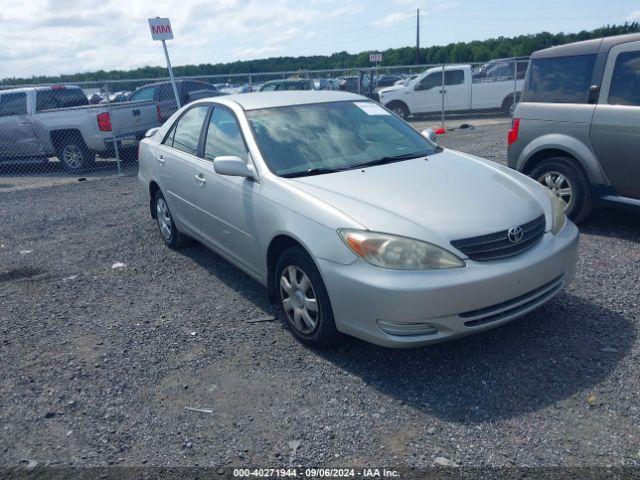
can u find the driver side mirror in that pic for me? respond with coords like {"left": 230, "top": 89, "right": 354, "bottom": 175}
{"left": 421, "top": 128, "right": 437, "bottom": 143}
{"left": 213, "top": 155, "right": 257, "bottom": 180}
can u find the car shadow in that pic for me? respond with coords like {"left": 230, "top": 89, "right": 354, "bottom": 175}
{"left": 580, "top": 208, "right": 640, "bottom": 244}
{"left": 175, "top": 241, "right": 635, "bottom": 425}
{"left": 316, "top": 292, "right": 635, "bottom": 423}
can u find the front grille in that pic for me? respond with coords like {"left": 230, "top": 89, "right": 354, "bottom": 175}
{"left": 451, "top": 214, "right": 546, "bottom": 261}
{"left": 460, "top": 275, "right": 564, "bottom": 327}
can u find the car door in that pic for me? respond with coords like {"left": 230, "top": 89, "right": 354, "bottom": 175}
{"left": 411, "top": 72, "right": 444, "bottom": 113}
{"left": 590, "top": 41, "right": 640, "bottom": 199}
{"left": 155, "top": 104, "right": 210, "bottom": 233}
{"left": 190, "top": 106, "right": 261, "bottom": 275}
{"left": 0, "top": 91, "right": 39, "bottom": 158}
{"left": 443, "top": 69, "right": 467, "bottom": 111}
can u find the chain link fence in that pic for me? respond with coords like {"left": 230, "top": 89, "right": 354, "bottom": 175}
{"left": 0, "top": 58, "right": 527, "bottom": 185}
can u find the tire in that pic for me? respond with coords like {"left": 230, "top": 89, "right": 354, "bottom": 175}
{"left": 275, "top": 247, "right": 342, "bottom": 347}
{"left": 56, "top": 135, "right": 95, "bottom": 173}
{"left": 386, "top": 101, "right": 410, "bottom": 120}
{"left": 154, "top": 189, "right": 188, "bottom": 248}
{"left": 530, "top": 157, "right": 592, "bottom": 223}
{"left": 502, "top": 93, "right": 521, "bottom": 116}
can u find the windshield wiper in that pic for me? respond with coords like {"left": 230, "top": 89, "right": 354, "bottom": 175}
{"left": 347, "top": 151, "right": 431, "bottom": 169}
{"left": 280, "top": 166, "right": 346, "bottom": 178}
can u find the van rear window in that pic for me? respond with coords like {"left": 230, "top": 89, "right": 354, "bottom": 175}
{"left": 523, "top": 54, "right": 596, "bottom": 104}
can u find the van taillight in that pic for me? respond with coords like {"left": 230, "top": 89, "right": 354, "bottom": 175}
{"left": 97, "top": 112, "right": 112, "bottom": 131}
{"left": 507, "top": 118, "right": 520, "bottom": 146}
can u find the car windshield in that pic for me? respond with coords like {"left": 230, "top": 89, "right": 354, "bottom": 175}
{"left": 246, "top": 101, "right": 439, "bottom": 177}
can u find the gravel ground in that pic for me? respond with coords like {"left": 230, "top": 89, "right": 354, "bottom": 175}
{"left": 1, "top": 123, "right": 639, "bottom": 470}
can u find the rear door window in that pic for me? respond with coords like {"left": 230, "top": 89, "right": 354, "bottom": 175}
{"left": 0, "top": 92, "right": 27, "bottom": 116}
{"left": 524, "top": 54, "right": 596, "bottom": 103}
{"left": 445, "top": 70, "right": 465, "bottom": 85}
{"left": 608, "top": 51, "right": 640, "bottom": 106}
{"left": 162, "top": 105, "right": 209, "bottom": 155}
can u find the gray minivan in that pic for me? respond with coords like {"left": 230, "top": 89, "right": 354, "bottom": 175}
{"left": 508, "top": 33, "right": 640, "bottom": 222}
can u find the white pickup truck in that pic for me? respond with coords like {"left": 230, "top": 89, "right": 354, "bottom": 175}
{"left": 379, "top": 64, "right": 524, "bottom": 119}
{"left": 0, "top": 85, "right": 159, "bottom": 172}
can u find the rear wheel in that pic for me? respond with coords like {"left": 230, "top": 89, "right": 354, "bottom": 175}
{"left": 154, "top": 189, "right": 188, "bottom": 248}
{"left": 530, "top": 157, "right": 592, "bottom": 223}
{"left": 275, "top": 247, "right": 341, "bottom": 347}
{"left": 386, "top": 101, "right": 410, "bottom": 120}
{"left": 56, "top": 136, "right": 95, "bottom": 173}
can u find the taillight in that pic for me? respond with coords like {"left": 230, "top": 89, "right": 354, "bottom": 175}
{"left": 507, "top": 118, "right": 520, "bottom": 146}
{"left": 97, "top": 112, "right": 112, "bottom": 131}
{"left": 156, "top": 105, "right": 162, "bottom": 124}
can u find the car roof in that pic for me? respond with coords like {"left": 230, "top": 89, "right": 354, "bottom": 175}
{"left": 532, "top": 33, "right": 640, "bottom": 59}
{"left": 197, "top": 90, "right": 368, "bottom": 110}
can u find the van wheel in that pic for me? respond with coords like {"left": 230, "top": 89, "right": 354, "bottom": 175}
{"left": 56, "top": 136, "right": 95, "bottom": 172}
{"left": 275, "top": 247, "right": 342, "bottom": 347}
{"left": 386, "top": 101, "right": 410, "bottom": 120}
{"left": 154, "top": 190, "right": 188, "bottom": 248}
{"left": 530, "top": 157, "right": 592, "bottom": 223}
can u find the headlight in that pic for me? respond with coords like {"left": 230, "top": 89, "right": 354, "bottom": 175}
{"left": 547, "top": 189, "right": 566, "bottom": 234}
{"left": 338, "top": 229, "right": 465, "bottom": 270}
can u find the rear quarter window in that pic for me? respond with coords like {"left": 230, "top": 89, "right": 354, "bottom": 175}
{"left": 523, "top": 54, "right": 596, "bottom": 104}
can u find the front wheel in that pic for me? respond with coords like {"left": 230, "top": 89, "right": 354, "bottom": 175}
{"left": 386, "top": 101, "right": 410, "bottom": 120}
{"left": 530, "top": 157, "right": 592, "bottom": 223}
{"left": 275, "top": 247, "right": 342, "bottom": 347}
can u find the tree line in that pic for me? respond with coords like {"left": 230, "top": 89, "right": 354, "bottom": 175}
{"left": 2, "top": 23, "right": 638, "bottom": 86}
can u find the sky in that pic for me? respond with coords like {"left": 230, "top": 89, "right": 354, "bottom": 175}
{"left": 1, "top": 0, "right": 639, "bottom": 79}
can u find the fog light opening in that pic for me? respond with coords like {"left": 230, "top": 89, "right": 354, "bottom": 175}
{"left": 377, "top": 320, "right": 438, "bottom": 336}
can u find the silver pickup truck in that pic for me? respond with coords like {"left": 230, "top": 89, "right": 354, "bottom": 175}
{"left": 0, "top": 85, "right": 159, "bottom": 172}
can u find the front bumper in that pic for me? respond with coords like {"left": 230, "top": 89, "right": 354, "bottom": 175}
{"left": 317, "top": 221, "right": 579, "bottom": 348}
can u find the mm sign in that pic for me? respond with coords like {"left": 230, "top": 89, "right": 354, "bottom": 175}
{"left": 148, "top": 18, "right": 174, "bottom": 41}
{"left": 369, "top": 53, "right": 382, "bottom": 63}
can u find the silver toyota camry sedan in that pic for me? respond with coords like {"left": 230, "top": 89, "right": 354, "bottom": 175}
{"left": 138, "top": 91, "right": 579, "bottom": 348}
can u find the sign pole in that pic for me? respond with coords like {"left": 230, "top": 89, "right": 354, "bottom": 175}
{"left": 162, "top": 39, "right": 181, "bottom": 109}
{"left": 149, "top": 17, "right": 181, "bottom": 110}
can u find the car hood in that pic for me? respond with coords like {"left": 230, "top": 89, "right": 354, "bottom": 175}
{"left": 378, "top": 84, "right": 406, "bottom": 95}
{"left": 285, "top": 150, "right": 547, "bottom": 249}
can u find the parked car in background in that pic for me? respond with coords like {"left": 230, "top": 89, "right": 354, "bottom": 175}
{"left": 108, "top": 91, "right": 131, "bottom": 103}
{"left": 0, "top": 85, "right": 158, "bottom": 171}
{"left": 380, "top": 64, "right": 524, "bottom": 119}
{"left": 128, "top": 80, "right": 222, "bottom": 123}
{"left": 508, "top": 33, "right": 640, "bottom": 222}
{"left": 138, "top": 91, "right": 577, "bottom": 348}
{"left": 314, "top": 78, "right": 340, "bottom": 90}
{"left": 375, "top": 74, "right": 403, "bottom": 88}
{"left": 473, "top": 57, "right": 529, "bottom": 82}
{"left": 259, "top": 79, "right": 315, "bottom": 91}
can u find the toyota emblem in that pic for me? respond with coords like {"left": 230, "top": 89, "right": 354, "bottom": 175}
{"left": 507, "top": 226, "right": 524, "bottom": 243}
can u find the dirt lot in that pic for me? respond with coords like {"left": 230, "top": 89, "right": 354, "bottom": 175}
{"left": 1, "top": 123, "right": 639, "bottom": 470}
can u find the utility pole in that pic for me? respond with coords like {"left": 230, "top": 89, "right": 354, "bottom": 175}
{"left": 416, "top": 8, "right": 420, "bottom": 65}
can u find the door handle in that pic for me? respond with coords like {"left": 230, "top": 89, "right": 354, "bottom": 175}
{"left": 194, "top": 173, "right": 206, "bottom": 186}
{"left": 19, "top": 120, "right": 30, "bottom": 125}
{"left": 438, "top": 89, "right": 447, "bottom": 94}
{"left": 156, "top": 154, "right": 165, "bottom": 165}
